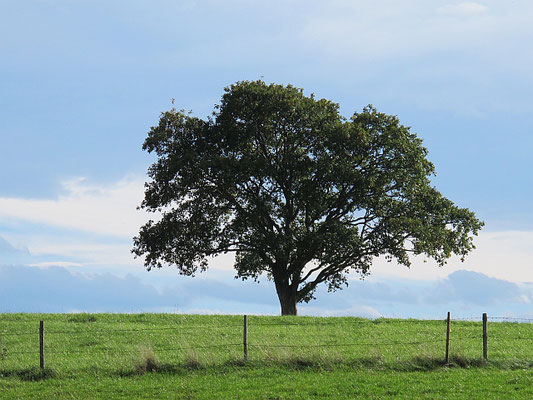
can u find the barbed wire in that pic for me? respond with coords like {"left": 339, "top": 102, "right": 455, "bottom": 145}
{"left": 4, "top": 341, "right": 533, "bottom": 360}
{"left": 45, "top": 343, "right": 242, "bottom": 355}
{"left": 4, "top": 340, "right": 445, "bottom": 355}
{"left": 2, "top": 321, "right": 447, "bottom": 336}
{"left": 8, "top": 333, "right": 533, "bottom": 356}
{"left": 0, "top": 331, "right": 38, "bottom": 336}
{"left": 488, "top": 316, "right": 533, "bottom": 322}
{"left": 488, "top": 336, "right": 533, "bottom": 341}
{"left": 2, "top": 343, "right": 243, "bottom": 356}
{"left": 450, "top": 317, "right": 482, "bottom": 322}
{"left": 3, "top": 317, "right": 533, "bottom": 361}
{"left": 2, "top": 317, "right": 499, "bottom": 336}
{"left": 0, "top": 349, "right": 36, "bottom": 355}
{"left": 249, "top": 338, "right": 446, "bottom": 348}
{"left": 449, "top": 335, "right": 482, "bottom": 340}
{"left": 13, "top": 323, "right": 242, "bottom": 336}
{"left": 248, "top": 321, "right": 371, "bottom": 327}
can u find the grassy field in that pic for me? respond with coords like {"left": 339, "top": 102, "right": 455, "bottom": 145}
{"left": 1, "top": 313, "right": 533, "bottom": 399}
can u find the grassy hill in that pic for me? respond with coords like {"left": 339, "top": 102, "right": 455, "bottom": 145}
{"left": 1, "top": 313, "right": 533, "bottom": 399}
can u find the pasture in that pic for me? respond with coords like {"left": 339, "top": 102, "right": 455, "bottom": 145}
{"left": 1, "top": 313, "right": 533, "bottom": 399}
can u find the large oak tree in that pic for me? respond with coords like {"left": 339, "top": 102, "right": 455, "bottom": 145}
{"left": 133, "top": 81, "right": 483, "bottom": 315}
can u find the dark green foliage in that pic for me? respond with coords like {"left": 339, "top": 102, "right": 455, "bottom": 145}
{"left": 133, "top": 80, "right": 483, "bottom": 314}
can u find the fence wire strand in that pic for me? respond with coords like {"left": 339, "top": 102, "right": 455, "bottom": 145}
{"left": 3, "top": 315, "right": 533, "bottom": 368}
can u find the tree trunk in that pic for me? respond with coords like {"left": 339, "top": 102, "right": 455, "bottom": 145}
{"left": 272, "top": 261, "right": 299, "bottom": 316}
{"left": 277, "top": 285, "right": 298, "bottom": 316}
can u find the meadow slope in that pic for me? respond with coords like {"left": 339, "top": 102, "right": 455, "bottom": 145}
{"left": 1, "top": 313, "right": 533, "bottom": 399}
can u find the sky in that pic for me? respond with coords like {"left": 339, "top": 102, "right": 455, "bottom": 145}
{"left": 1, "top": 0, "right": 533, "bottom": 318}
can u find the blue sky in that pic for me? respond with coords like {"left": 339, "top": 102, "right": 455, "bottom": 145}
{"left": 1, "top": 0, "right": 533, "bottom": 317}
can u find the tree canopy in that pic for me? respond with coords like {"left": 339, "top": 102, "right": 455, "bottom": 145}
{"left": 133, "top": 80, "right": 483, "bottom": 315}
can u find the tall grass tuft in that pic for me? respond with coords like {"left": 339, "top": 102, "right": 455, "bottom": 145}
{"left": 184, "top": 349, "right": 202, "bottom": 369}
{"left": 135, "top": 345, "right": 160, "bottom": 374}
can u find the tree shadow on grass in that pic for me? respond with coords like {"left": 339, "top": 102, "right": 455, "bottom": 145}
{"left": 0, "top": 367, "right": 56, "bottom": 381}
{"left": 116, "top": 362, "right": 190, "bottom": 377}
{"left": 112, "top": 355, "right": 533, "bottom": 377}
{"left": 114, "top": 355, "right": 446, "bottom": 376}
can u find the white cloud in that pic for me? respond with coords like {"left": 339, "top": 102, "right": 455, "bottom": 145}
{"left": 367, "top": 230, "right": 533, "bottom": 284}
{"left": 28, "top": 261, "right": 83, "bottom": 268}
{"left": 296, "top": 1, "right": 531, "bottom": 67}
{"left": 0, "top": 175, "right": 233, "bottom": 279}
{"left": 519, "top": 294, "right": 530, "bottom": 303}
{"left": 0, "top": 175, "right": 147, "bottom": 238}
{"left": 437, "top": 2, "right": 489, "bottom": 16}
{"left": 27, "top": 241, "right": 138, "bottom": 266}
{"left": 2, "top": 174, "right": 533, "bottom": 288}
{"left": 0, "top": 173, "right": 239, "bottom": 273}
{"left": 0, "top": 235, "right": 29, "bottom": 254}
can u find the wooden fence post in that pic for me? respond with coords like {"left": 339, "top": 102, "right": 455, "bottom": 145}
{"left": 243, "top": 315, "right": 248, "bottom": 362}
{"left": 445, "top": 312, "right": 451, "bottom": 365}
{"left": 482, "top": 313, "right": 488, "bottom": 361}
{"left": 39, "top": 320, "right": 45, "bottom": 369}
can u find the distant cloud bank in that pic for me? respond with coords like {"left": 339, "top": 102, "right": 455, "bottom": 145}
{"left": 1, "top": 264, "right": 533, "bottom": 319}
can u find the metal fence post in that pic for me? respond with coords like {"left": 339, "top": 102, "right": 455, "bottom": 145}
{"left": 483, "top": 313, "right": 488, "bottom": 361}
{"left": 39, "top": 320, "right": 45, "bottom": 369}
{"left": 445, "top": 312, "right": 451, "bottom": 365}
{"left": 243, "top": 315, "right": 248, "bottom": 362}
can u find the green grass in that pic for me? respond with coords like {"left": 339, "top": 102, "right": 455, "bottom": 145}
{"left": 1, "top": 313, "right": 533, "bottom": 399}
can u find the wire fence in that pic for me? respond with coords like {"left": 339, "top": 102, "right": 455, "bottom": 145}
{"left": 2, "top": 313, "right": 533, "bottom": 372}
